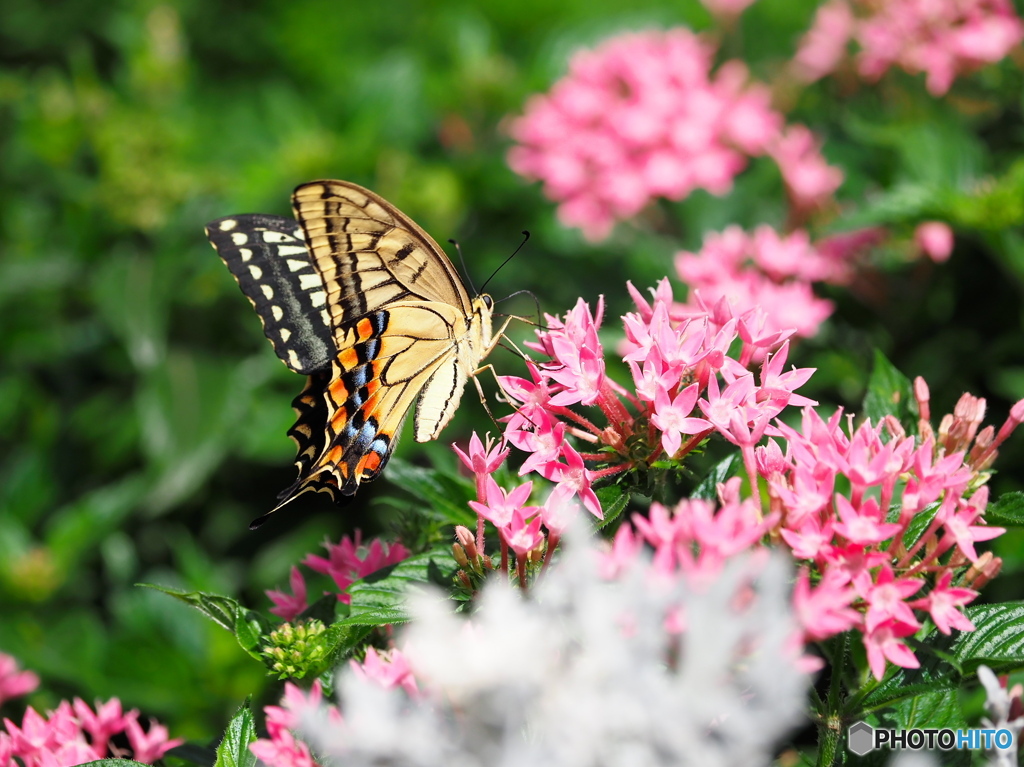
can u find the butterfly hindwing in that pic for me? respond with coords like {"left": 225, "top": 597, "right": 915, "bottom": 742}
{"left": 206, "top": 214, "right": 334, "bottom": 375}
{"left": 272, "top": 302, "right": 480, "bottom": 506}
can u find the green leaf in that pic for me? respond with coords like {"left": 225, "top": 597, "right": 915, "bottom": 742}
{"left": 862, "top": 350, "right": 917, "bottom": 430}
{"left": 214, "top": 700, "right": 258, "bottom": 767}
{"left": 77, "top": 762, "right": 151, "bottom": 767}
{"left": 344, "top": 548, "right": 457, "bottom": 627}
{"left": 692, "top": 454, "right": 740, "bottom": 501}
{"left": 383, "top": 458, "right": 476, "bottom": 526}
{"left": 140, "top": 583, "right": 272, "bottom": 661}
{"left": 235, "top": 609, "right": 272, "bottom": 661}
{"left": 595, "top": 484, "right": 629, "bottom": 528}
{"left": 949, "top": 602, "right": 1024, "bottom": 673}
{"left": 985, "top": 492, "right": 1024, "bottom": 528}
{"left": 139, "top": 583, "right": 240, "bottom": 632}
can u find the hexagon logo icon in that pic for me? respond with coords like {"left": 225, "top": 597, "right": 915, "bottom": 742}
{"left": 848, "top": 721, "right": 875, "bottom": 756}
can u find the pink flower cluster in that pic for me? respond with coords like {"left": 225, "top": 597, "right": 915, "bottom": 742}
{"left": 600, "top": 477, "right": 773, "bottom": 595}
{"left": 508, "top": 29, "right": 842, "bottom": 241}
{"left": 251, "top": 649, "right": 416, "bottom": 767}
{"left": 0, "top": 691, "right": 181, "bottom": 767}
{"left": 674, "top": 225, "right": 846, "bottom": 341}
{"left": 761, "top": 382, "right": 1022, "bottom": 679}
{"left": 268, "top": 531, "right": 410, "bottom": 622}
{"left": 793, "top": 0, "right": 1024, "bottom": 95}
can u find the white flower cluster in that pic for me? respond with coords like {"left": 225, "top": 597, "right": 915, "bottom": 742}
{"left": 301, "top": 532, "right": 810, "bottom": 767}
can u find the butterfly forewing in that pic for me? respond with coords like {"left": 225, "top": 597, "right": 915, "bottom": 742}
{"left": 291, "top": 181, "right": 472, "bottom": 324}
{"left": 206, "top": 214, "right": 334, "bottom": 375}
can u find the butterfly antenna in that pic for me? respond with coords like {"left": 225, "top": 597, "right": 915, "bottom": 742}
{"left": 480, "top": 230, "right": 530, "bottom": 295}
{"left": 496, "top": 289, "right": 545, "bottom": 329}
{"left": 447, "top": 238, "right": 479, "bottom": 295}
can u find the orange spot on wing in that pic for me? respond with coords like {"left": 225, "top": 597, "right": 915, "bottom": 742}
{"left": 338, "top": 347, "right": 359, "bottom": 369}
{"left": 356, "top": 318, "right": 374, "bottom": 339}
{"left": 358, "top": 451, "right": 383, "bottom": 478}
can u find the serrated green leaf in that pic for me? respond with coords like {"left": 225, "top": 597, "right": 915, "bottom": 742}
{"left": 949, "top": 602, "right": 1024, "bottom": 673}
{"left": 985, "top": 492, "right": 1024, "bottom": 528}
{"left": 862, "top": 350, "right": 917, "bottom": 430}
{"left": 214, "top": 700, "right": 257, "bottom": 767}
{"left": 344, "top": 548, "right": 457, "bottom": 626}
{"left": 595, "top": 484, "right": 629, "bottom": 528}
{"left": 693, "top": 454, "right": 740, "bottom": 501}
{"left": 138, "top": 583, "right": 240, "bottom": 632}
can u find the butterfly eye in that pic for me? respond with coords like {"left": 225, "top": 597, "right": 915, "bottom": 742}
{"left": 482, "top": 294, "right": 494, "bottom": 309}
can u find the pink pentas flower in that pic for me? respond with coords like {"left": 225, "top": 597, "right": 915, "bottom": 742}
{"left": 861, "top": 565, "right": 924, "bottom": 633}
{"left": 502, "top": 508, "right": 547, "bottom": 558}
{"left": 267, "top": 566, "right": 309, "bottom": 622}
{"left": 301, "top": 532, "right": 409, "bottom": 604}
{"left": 468, "top": 478, "right": 538, "bottom": 529}
{"left": 124, "top": 716, "right": 185, "bottom": 764}
{"left": 452, "top": 432, "right": 510, "bottom": 476}
{"left": 651, "top": 383, "right": 713, "bottom": 457}
{"left": 0, "top": 653, "right": 38, "bottom": 706}
{"left": 546, "top": 443, "right": 604, "bottom": 520}
{"left": 910, "top": 571, "right": 977, "bottom": 635}
{"left": 251, "top": 682, "right": 332, "bottom": 767}
{"left": 351, "top": 647, "right": 419, "bottom": 698}
{"left": 793, "top": 569, "right": 861, "bottom": 641}
{"left": 508, "top": 29, "right": 794, "bottom": 240}
{"left": 864, "top": 619, "right": 921, "bottom": 680}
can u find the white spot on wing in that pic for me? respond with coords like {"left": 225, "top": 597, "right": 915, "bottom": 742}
{"left": 299, "top": 273, "right": 322, "bottom": 291}
{"left": 277, "top": 245, "right": 308, "bottom": 257}
{"left": 262, "top": 231, "right": 290, "bottom": 243}
{"left": 239, "top": 248, "right": 253, "bottom": 262}
{"left": 288, "top": 349, "right": 301, "bottom": 368}
{"left": 218, "top": 219, "right": 238, "bottom": 231}
{"left": 286, "top": 259, "right": 308, "bottom": 272}
{"left": 231, "top": 232, "right": 248, "bottom": 245}
{"left": 309, "top": 290, "right": 327, "bottom": 307}
{"left": 261, "top": 284, "right": 274, "bottom": 299}
{"left": 321, "top": 309, "right": 331, "bottom": 326}
{"left": 280, "top": 327, "right": 292, "bottom": 342}
{"left": 248, "top": 265, "right": 263, "bottom": 280}
{"left": 272, "top": 305, "right": 284, "bottom": 321}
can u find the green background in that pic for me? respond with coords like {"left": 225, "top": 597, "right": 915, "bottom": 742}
{"left": 2, "top": 0, "right": 1024, "bottom": 749}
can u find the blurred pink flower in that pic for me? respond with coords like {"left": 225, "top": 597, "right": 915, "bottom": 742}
{"left": 792, "top": 0, "right": 855, "bottom": 81}
{"left": 0, "top": 653, "right": 38, "bottom": 707}
{"left": 508, "top": 29, "right": 790, "bottom": 240}
{"left": 351, "top": 647, "right": 419, "bottom": 698}
{"left": 769, "top": 125, "right": 844, "bottom": 211}
{"left": 793, "top": 0, "right": 1024, "bottom": 95}
{"left": 915, "top": 221, "right": 954, "bottom": 262}
{"left": 674, "top": 225, "right": 838, "bottom": 341}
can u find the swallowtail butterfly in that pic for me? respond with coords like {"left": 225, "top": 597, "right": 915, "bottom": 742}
{"left": 206, "top": 181, "right": 497, "bottom": 525}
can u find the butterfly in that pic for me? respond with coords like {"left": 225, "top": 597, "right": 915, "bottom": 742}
{"left": 206, "top": 180, "right": 501, "bottom": 525}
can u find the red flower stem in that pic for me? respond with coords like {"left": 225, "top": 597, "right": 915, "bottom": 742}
{"left": 551, "top": 405, "right": 603, "bottom": 436}
{"left": 740, "top": 444, "right": 763, "bottom": 519}
{"left": 516, "top": 554, "right": 528, "bottom": 591}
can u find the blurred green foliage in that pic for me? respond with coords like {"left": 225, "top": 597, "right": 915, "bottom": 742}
{"left": 3, "top": 0, "right": 1024, "bottom": 750}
